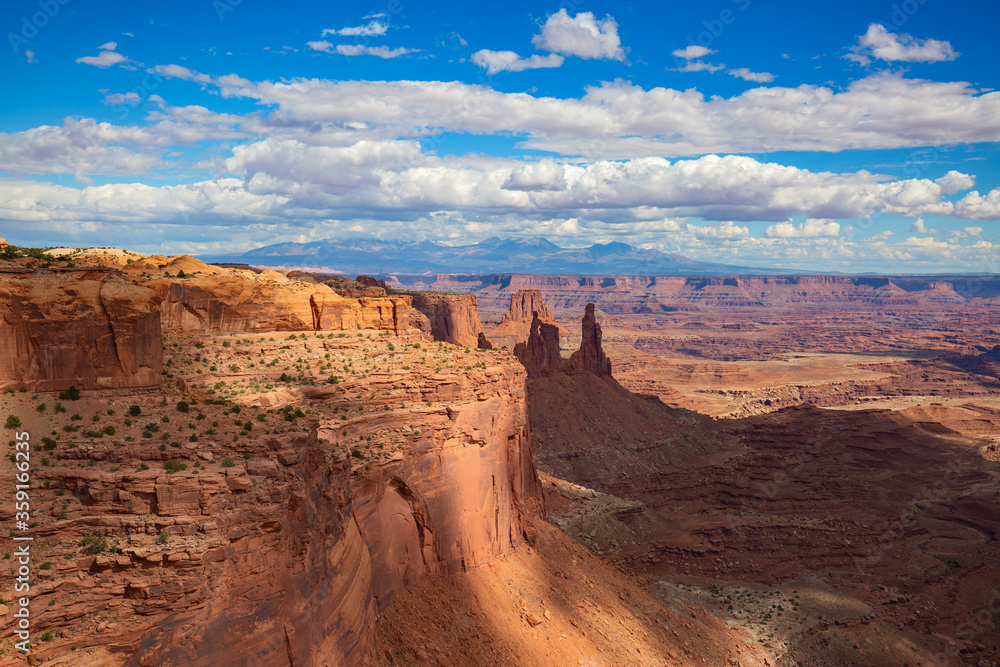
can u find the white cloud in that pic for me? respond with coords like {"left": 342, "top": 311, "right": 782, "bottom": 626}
{"left": 909, "top": 218, "right": 938, "bottom": 234}
{"left": 308, "top": 42, "right": 417, "bottom": 58}
{"left": 306, "top": 40, "right": 334, "bottom": 52}
{"left": 76, "top": 43, "right": 130, "bottom": 68}
{"left": 334, "top": 44, "right": 417, "bottom": 58}
{"left": 25, "top": 49, "right": 35, "bottom": 64}
{"left": 104, "top": 92, "right": 140, "bottom": 106}
{"left": 868, "top": 230, "right": 895, "bottom": 241}
{"left": 765, "top": 218, "right": 841, "bottom": 238}
{"left": 472, "top": 50, "right": 564, "bottom": 74}
{"left": 151, "top": 68, "right": 1000, "bottom": 158}
{"left": 953, "top": 188, "right": 1000, "bottom": 220}
{"left": 728, "top": 67, "right": 775, "bottom": 83}
{"left": 502, "top": 160, "right": 567, "bottom": 191}
{"left": 946, "top": 225, "right": 983, "bottom": 243}
{"left": 150, "top": 64, "right": 212, "bottom": 84}
{"left": 531, "top": 9, "right": 625, "bottom": 61}
{"left": 848, "top": 23, "right": 958, "bottom": 65}
{"left": 934, "top": 170, "right": 975, "bottom": 194}
{"left": 672, "top": 46, "right": 715, "bottom": 59}
{"left": 322, "top": 20, "right": 388, "bottom": 37}
{"left": 673, "top": 61, "right": 725, "bottom": 73}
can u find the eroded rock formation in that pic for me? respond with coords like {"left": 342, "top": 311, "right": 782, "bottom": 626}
{"left": 514, "top": 311, "right": 564, "bottom": 378}
{"left": 407, "top": 292, "right": 487, "bottom": 347}
{"left": 565, "top": 303, "right": 612, "bottom": 376}
{"left": 0, "top": 269, "right": 162, "bottom": 391}
{"left": 127, "top": 260, "right": 430, "bottom": 336}
{"left": 7, "top": 335, "right": 542, "bottom": 666}
{"left": 514, "top": 303, "right": 611, "bottom": 379}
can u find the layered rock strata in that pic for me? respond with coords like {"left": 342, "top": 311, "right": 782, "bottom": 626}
{"left": 406, "top": 292, "right": 488, "bottom": 347}
{"left": 0, "top": 334, "right": 541, "bottom": 666}
{"left": 0, "top": 269, "right": 162, "bottom": 391}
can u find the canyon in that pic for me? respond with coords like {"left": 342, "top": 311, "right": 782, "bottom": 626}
{"left": 0, "top": 249, "right": 998, "bottom": 666}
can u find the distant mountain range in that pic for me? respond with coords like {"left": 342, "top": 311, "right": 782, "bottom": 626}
{"left": 202, "top": 237, "right": 805, "bottom": 276}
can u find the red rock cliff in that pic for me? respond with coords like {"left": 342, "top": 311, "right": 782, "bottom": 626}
{"left": 4, "top": 336, "right": 541, "bottom": 666}
{"left": 0, "top": 269, "right": 162, "bottom": 391}
{"left": 129, "top": 262, "right": 430, "bottom": 336}
{"left": 407, "top": 292, "right": 487, "bottom": 347}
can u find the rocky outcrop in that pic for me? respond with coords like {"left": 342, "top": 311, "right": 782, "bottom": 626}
{"left": 408, "top": 292, "right": 487, "bottom": 347}
{"left": 477, "top": 332, "right": 494, "bottom": 350}
{"left": 514, "top": 312, "right": 564, "bottom": 378}
{"left": 0, "top": 269, "right": 162, "bottom": 391}
{"left": 500, "top": 288, "right": 556, "bottom": 325}
{"left": 489, "top": 288, "right": 565, "bottom": 348}
{"left": 7, "top": 334, "right": 541, "bottom": 666}
{"left": 565, "top": 303, "right": 612, "bottom": 376}
{"left": 285, "top": 270, "right": 387, "bottom": 297}
{"left": 355, "top": 275, "right": 389, "bottom": 290}
{"left": 131, "top": 262, "right": 430, "bottom": 336}
{"left": 514, "top": 303, "right": 612, "bottom": 378}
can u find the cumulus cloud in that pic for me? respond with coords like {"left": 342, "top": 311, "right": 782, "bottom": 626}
{"left": 531, "top": 10, "right": 625, "bottom": 61}
{"left": 76, "top": 42, "right": 132, "bottom": 68}
{"left": 502, "top": 160, "right": 567, "bottom": 191}
{"left": 934, "top": 170, "right": 975, "bottom": 194}
{"left": 765, "top": 218, "right": 841, "bottom": 238}
{"left": 472, "top": 50, "right": 564, "bottom": 74}
{"left": 25, "top": 49, "right": 35, "bottom": 64}
{"left": 728, "top": 67, "right": 775, "bottom": 83}
{"left": 322, "top": 20, "right": 388, "bottom": 37}
{"left": 847, "top": 23, "right": 958, "bottom": 65}
{"left": 909, "top": 217, "right": 938, "bottom": 234}
{"left": 156, "top": 69, "right": 1000, "bottom": 158}
{"left": 672, "top": 46, "right": 715, "bottom": 59}
{"left": 952, "top": 187, "right": 1000, "bottom": 220}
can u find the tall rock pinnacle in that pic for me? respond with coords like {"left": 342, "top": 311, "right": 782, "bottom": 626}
{"left": 566, "top": 303, "right": 612, "bottom": 376}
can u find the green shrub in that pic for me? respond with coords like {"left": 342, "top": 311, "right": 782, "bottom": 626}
{"left": 5, "top": 415, "right": 21, "bottom": 429}
{"left": 176, "top": 401, "right": 190, "bottom": 413}
{"left": 163, "top": 459, "right": 187, "bottom": 474}
{"left": 79, "top": 533, "right": 108, "bottom": 554}
{"left": 221, "top": 458, "right": 235, "bottom": 467}
{"left": 129, "top": 405, "right": 142, "bottom": 416}
{"left": 58, "top": 386, "right": 81, "bottom": 400}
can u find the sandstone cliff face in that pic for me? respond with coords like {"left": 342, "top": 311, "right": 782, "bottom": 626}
{"left": 135, "top": 266, "right": 429, "bottom": 336}
{"left": 489, "top": 288, "right": 566, "bottom": 349}
{"left": 3, "top": 336, "right": 540, "bottom": 666}
{"left": 0, "top": 269, "right": 162, "bottom": 391}
{"left": 392, "top": 273, "right": 1000, "bottom": 313}
{"left": 500, "top": 288, "right": 556, "bottom": 326}
{"left": 407, "top": 292, "right": 487, "bottom": 347}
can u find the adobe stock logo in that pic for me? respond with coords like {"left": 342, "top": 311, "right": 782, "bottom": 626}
{"left": 7, "top": 0, "right": 71, "bottom": 54}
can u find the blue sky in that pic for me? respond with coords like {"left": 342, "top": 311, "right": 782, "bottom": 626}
{"left": 1, "top": 0, "right": 998, "bottom": 272}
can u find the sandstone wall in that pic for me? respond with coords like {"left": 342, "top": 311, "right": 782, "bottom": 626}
{"left": 0, "top": 269, "right": 162, "bottom": 391}
{"left": 407, "top": 292, "right": 486, "bottom": 347}
{"left": 13, "top": 361, "right": 540, "bottom": 666}
{"left": 145, "top": 272, "right": 430, "bottom": 336}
